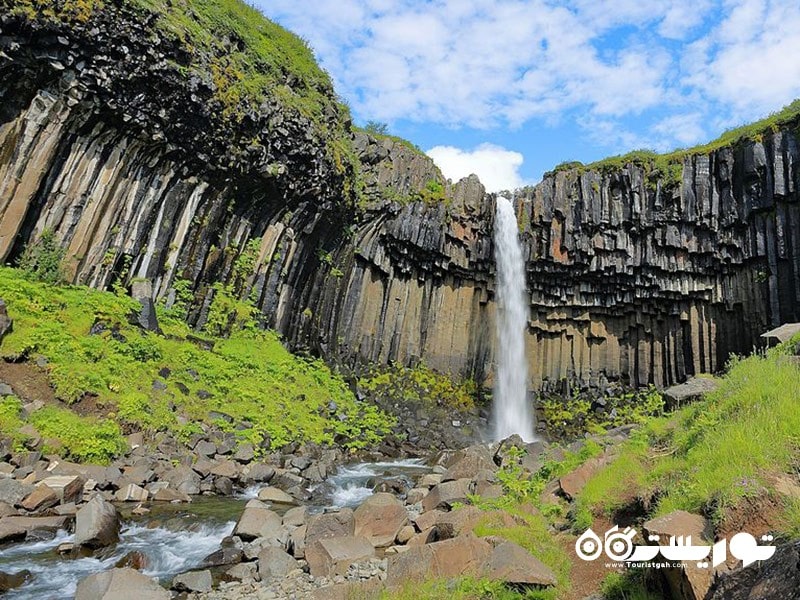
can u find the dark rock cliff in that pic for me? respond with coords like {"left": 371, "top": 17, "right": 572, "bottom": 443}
{"left": 1, "top": 1, "right": 799, "bottom": 395}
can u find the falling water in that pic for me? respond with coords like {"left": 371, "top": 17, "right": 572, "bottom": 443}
{"left": 493, "top": 196, "right": 535, "bottom": 441}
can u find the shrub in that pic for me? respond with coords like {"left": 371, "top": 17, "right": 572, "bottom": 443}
{"left": 18, "top": 228, "right": 65, "bottom": 284}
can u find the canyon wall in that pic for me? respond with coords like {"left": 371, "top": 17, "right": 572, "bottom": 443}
{"left": 1, "top": 4, "right": 799, "bottom": 395}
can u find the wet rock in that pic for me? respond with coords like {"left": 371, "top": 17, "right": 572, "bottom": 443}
{"left": 0, "top": 569, "right": 31, "bottom": 593}
{"left": 353, "top": 493, "right": 408, "bottom": 548}
{"left": 0, "top": 515, "right": 70, "bottom": 543}
{"left": 258, "top": 546, "right": 301, "bottom": 579}
{"left": 75, "top": 495, "right": 120, "bottom": 548}
{"left": 75, "top": 568, "right": 169, "bottom": 600}
{"left": 172, "top": 569, "right": 212, "bottom": 592}
{"left": 306, "top": 535, "right": 375, "bottom": 578}
{"left": 115, "top": 550, "right": 149, "bottom": 570}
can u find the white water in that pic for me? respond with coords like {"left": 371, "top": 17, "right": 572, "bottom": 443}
{"left": 0, "top": 520, "right": 234, "bottom": 599}
{"left": 493, "top": 196, "right": 535, "bottom": 441}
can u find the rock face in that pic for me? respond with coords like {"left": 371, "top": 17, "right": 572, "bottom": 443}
{"left": 2, "top": 4, "right": 800, "bottom": 395}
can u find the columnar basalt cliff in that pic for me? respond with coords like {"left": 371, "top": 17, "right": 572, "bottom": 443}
{"left": 1, "top": 2, "right": 799, "bottom": 396}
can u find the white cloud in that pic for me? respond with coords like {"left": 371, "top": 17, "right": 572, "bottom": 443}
{"left": 426, "top": 143, "right": 526, "bottom": 193}
{"left": 260, "top": 0, "right": 800, "bottom": 166}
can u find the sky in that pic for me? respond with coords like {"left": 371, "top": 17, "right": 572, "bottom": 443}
{"left": 258, "top": 0, "right": 800, "bottom": 192}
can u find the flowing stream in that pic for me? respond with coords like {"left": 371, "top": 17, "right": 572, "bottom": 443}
{"left": 493, "top": 196, "right": 535, "bottom": 441}
{"left": 0, "top": 459, "right": 430, "bottom": 599}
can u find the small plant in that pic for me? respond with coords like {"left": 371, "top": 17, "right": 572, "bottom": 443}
{"left": 364, "top": 120, "right": 389, "bottom": 135}
{"left": 18, "top": 229, "right": 66, "bottom": 284}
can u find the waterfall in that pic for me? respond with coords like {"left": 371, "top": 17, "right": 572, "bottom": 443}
{"left": 493, "top": 196, "right": 535, "bottom": 442}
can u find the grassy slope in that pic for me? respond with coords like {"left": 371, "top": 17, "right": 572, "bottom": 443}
{"left": 0, "top": 267, "right": 394, "bottom": 462}
{"left": 547, "top": 99, "right": 800, "bottom": 182}
{"left": 575, "top": 338, "right": 800, "bottom": 534}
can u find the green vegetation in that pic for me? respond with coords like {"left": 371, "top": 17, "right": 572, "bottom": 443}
{"left": 0, "top": 395, "right": 126, "bottom": 464}
{"left": 359, "top": 363, "right": 477, "bottom": 412}
{"left": 599, "top": 571, "right": 661, "bottom": 600}
{"left": 540, "top": 386, "right": 664, "bottom": 439}
{"left": 573, "top": 337, "right": 800, "bottom": 531}
{"left": 545, "top": 99, "right": 800, "bottom": 189}
{"left": 0, "top": 267, "right": 395, "bottom": 459}
{"left": 17, "top": 228, "right": 66, "bottom": 285}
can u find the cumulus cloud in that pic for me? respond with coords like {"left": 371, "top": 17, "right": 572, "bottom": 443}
{"left": 426, "top": 144, "right": 526, "bottom": 193}
{"left": 260, "top": 0, "right": 800, "bottom": 159}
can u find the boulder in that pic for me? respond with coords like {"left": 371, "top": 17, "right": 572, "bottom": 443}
{"left": 0, "top": 478, "right": 33, "bottom": 506}
{"left": 210, "top": 460, "right": 239, "bottom": 479}
{"left": 233, "top": 499, "right": 287, "bottom": 544}
{"left": 705, "top": 540, "right": 800, "bottom": 600}
{"left": 222, "top": 562, "right": 259, "bottom": 583}
{"left": 386, "top": 534, "right": 492, "bottom": 585}
{"left": 558, "top": 455, "right": 611, "bottom": 501}
{"left": 305, "top": 535, "right": 375, "bottom": 577}
{"left": 0, "top": 515, "right": 70, "bottom": 543}
{"left": 233, "top": 443, "right": 255, "bottom": 463}
{"left": 644, "top": 510, "right": 713, "bottom": 600}
{"left": 305, "top": 508, "right": 355, "bottom": 544}
{"left": 433, "top": 506, "right": 483, "bottom": 540}
{"left": 282, "top": 506, "right": 307, "bottom": 528}
{"left": 483, "top": 540, "right": 557, "bottom": 586}
{"left": 441, "top": 445, "right": 496, "bottom": 482}
{"left": 421, "top": 479, "right": 472, "bottom": 512}
{"left": 243, "top": 463, "right": 275, "bottom": 484}
{"left": 354, "top": 492, "right": 408, "bottom": 548}
{"left": 21, "top": 484, "right": 59, "bottom": 512}
{"left": 115, "top": 484, "right": 148, "bottom": 502}
{"left": 75, "top": 495, "right": 120, "bottom": 548}
{"left": 37, "top": 475, "right": 85, "bottom": 504}
{"left": 663, "top": 377, "right": 719, "bottom": 408}
{"left": 258, "top": 486, "right": 297, "bottom": 505}
{"left": 164, "top": 465, "right": 200, "bottom": 495}
{"left": 257, "top": 546, "right": 301, "bottom": 579}
{"left": 172, "top": 569, "right": 212, "bottom": 593}
{"left": 200, "top": 546, "right": 243, "bottom": 568}
{"left": 75, "top": 568, "right": 169, "bottom": 600}
{"left": 396, "top": 525, "right": 415, "bottom": 544}
{"left": 0, "top": 569, "right": 31, "bottom": 593}
{"left": 151, "top": 488, "right": 191, "bottom": 503}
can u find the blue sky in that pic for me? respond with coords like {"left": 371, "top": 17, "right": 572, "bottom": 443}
{"left": 258, "top": 0, "right": 800, "bottom": 192}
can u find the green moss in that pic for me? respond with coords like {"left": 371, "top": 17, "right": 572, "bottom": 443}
{"left": 31, "top": 406, "right": 126, "bottom": 464}
{"left": 0, "top": 266, "right": 394, "bottom": 459}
